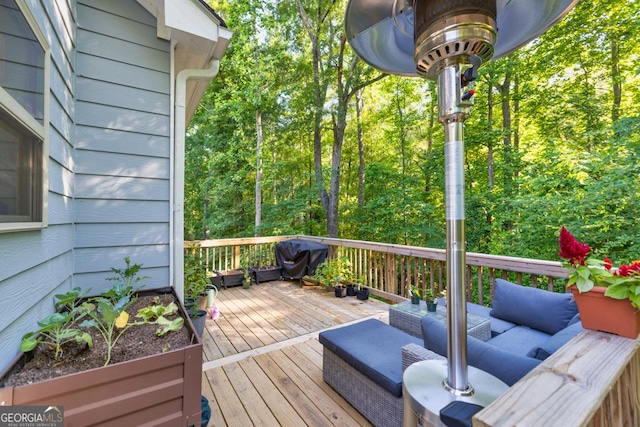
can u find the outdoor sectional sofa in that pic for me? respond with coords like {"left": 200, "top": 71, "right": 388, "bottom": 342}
{"left": 319, "top": 279, "right": 583, "bottom": 427}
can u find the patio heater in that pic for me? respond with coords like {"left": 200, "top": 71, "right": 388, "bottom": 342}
{"left": 344, "top": 0, "right": 578, "bottom": 424}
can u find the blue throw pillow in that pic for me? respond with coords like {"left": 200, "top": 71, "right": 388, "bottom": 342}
{"left": 526, "top": 321, "right": 584, "bottom": 360}
{"left": 489, "top": 279, "right": 577, "bottom": 335}
{"left": 421, "top": 316, "right": 541, "bottom": 386}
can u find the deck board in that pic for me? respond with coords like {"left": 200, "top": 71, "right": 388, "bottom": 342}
{"left": 201, "top": 280, "right": 389, "bottom": 426}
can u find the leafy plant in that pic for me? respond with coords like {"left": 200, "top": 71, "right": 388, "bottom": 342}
{"left": 80, "top": 296, "right": 136, "bottom": 366}
{"left": 410, "top": 285, "right": 422, "bottom": 299}
{"left": 184, "top": 248, "right": 209, "bottom": 303}
{"left": 314, "top": 256, "right": 355, "bottom": 287}
{"left": 559, "top": 226, "right": 640, "bottom": 308}
{"left": 136, "top": 302, "right": 184, "bottom": 337}
{"left": 105, "top": 257, "right": 148, "bottom": 304}
{"left": 21, "top": 288, "right": 93, "bottom": 360}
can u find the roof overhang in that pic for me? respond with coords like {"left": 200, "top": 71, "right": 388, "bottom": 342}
{"left": 136, "top": 0, "right": 233, "bottom": 122}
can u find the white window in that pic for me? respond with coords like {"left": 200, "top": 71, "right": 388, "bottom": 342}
{"left": 0, "top": 0, "right": 49, "bottom": 231}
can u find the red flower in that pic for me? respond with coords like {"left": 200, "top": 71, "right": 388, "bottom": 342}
{"left": 604, "top": 257, "right": 613, "bottom": 270}
{"left": 558, "top": 226, "right": 591, "bottom": 267}
{"left": 616, "top": 261, "right": 640, "bottom": 277}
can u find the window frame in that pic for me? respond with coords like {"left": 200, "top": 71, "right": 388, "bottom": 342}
{"left": 0, "top": 0, "right": 50, "bottom": 233}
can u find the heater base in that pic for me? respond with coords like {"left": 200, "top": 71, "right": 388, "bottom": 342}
{"left": 403, "top": 360, "right": 508, "bottom": 427}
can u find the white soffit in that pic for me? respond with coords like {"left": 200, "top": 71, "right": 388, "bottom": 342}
{"left": 165, "top": 0, "right": 220, "bottom": 43}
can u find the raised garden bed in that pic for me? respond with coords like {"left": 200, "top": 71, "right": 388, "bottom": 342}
{"left": 217, "top": 269, "right": 246, "bottom": 289}
{"left": 250, "top": 265, "right": 282, "bottom": 284}
{"left": 0, "top": 287, "right": 203, "bottom": 426}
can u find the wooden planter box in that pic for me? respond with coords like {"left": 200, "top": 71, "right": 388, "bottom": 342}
{"left": 218, "top": 268, "right": 245, "bottom": 288}
{"left": 0, "top": 287, "right": 203, "bottom": 427}
{"left": 209, "top": 272, "right": 222, "bottom": 289}
{"left": 250, "top": 265, "right": 282, "bottom": 284}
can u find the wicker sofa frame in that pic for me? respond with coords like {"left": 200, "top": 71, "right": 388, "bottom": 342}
{"left": 322, "top": 342, "right": 445, "bottom": 427}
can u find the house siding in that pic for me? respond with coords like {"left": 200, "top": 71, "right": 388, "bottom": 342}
{"left": 0, "top": 0, "right": 173, "bottom": 373}
{"left": 0, "top": 0, "right": 77, "bottom": 374}
{"left": 73, "top": 0, "right": 171, "bottom": 294}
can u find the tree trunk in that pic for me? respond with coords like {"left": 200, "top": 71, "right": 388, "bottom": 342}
{"left": 501, "top": 70, "right": 512, "bottom": 195}
{"left": 611, "top": 39, "right": 621, "bottom": 123}
{"left": 255, "top": 109, "right": 263, "bottom": 236}
{"left": 356, "top": 89, "right": 365, "bottom": 209}
{"left": 487, "top": 80, "right": 494, "bottom": 192}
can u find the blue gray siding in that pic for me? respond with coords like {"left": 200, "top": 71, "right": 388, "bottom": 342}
{"left": 0, "top": 0, "right": 173, "bottom": 373}
{"left": 0, "top": 0, "right": 77, "bottom": 374}
{"left": 73, "top": 0, "right": 171, "bottom": 293}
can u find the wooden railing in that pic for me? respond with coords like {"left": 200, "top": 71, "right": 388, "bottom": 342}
{"left": 186, "top": 235, "right": 640, "bottom": 425}
{"left": 185, "top": 235, "right": 568, "bottom": 304}
{"left": 475, "top": 330, "right": 640, "bottom": 427}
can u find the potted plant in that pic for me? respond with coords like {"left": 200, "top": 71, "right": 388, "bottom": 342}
{"left": 242, "top": 268, "right": 252, "bottom": 289}
{"left": 0, "top": 258, "right": 203, "bottom": 425}
{"left": 314, "top": 256, "right": 355, "bottom": 298}
{"left": 184, "top": 250, "right": 209, "bottom": 310}
{"left": 410, "top": 285, "right": 422, "bottom": 304}
{"left": 356, "top": 282, "right": 369, "bottom": 301}
{"left": 425, "top": 289, "right": 438, "bottom": 312}
{"left": 559, "top": 226, "right": 640, "bottom": 338}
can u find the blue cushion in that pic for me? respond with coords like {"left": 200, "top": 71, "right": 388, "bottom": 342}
{"left": 319, "top": 319, "right": 421, "bottom": 397}
{"left": 466, "top": 302, "right": 517, "bottom": 336}
{"left": 488, "top": 326, "right": 550, "bottom": 357}
{"left": 527, "top": 321, "right": 584, "bottom": 361}
{"left": 421, "top": 316, "right": 541, "bottom": 386}
{"left": 490, "top": 279, "right": 577, "bottom": 335}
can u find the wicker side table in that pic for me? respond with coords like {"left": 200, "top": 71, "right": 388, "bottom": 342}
{"left": 389, "top": 301, "right": 491, "bottom": 342}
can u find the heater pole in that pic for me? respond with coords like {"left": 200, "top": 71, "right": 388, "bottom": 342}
{"left": 438, "top": 63, "right": 472, "bottom": 394}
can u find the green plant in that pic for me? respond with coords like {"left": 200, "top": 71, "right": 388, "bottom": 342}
{"left": 314, "top": 256, "right": 355, "bottom": 287}
{"left": 105, "top": 257, "right": 148, "bottom": 304}
{"left": 424, "top": 288, "right": 436, "bottom": 303}
{"left": 242, "top": 267, "right": 251, "bottom": 289}
{"left": 80, "top": 295, "right": 135, "bottom": 366}
{"left": 559, "top": 226, "right": 640, "bottom": 308}
{"left": 20, "top": 288, "right": 93, "bottom": 360}
{"left": 136, "top": 302, "right": 184, "bottom": 337}
{"left": 184, "top": 248, "right": 208, "bottom": 303}
{"left": 410, "top": 285, "right": 422, "bottom": 299}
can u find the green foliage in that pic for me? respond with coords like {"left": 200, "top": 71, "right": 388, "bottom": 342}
{"left": 20, "top": 288, "right": 93, "bottom": 360}
{"left": 184, "top": 246, "right": 209, "bottom": 302}
{"left": 185, "top": 0, "right": 639, "bottom": 264}
{"left": 105, "top": 257, "right": 147, "bottom": 304}
{"left": 80, "top": 295, "right": 135, "bottom": 366}
{"left": 314, "top": 256, "right": 355, "bottom": 287}
{"left": 136, "top": 302, "right": 184, "bottom": 337}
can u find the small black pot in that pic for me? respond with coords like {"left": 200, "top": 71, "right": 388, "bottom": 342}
{"left": 356, "top": 288, "right": 369, "bottom": 301}
{"left": 426, "top": 302, "right": 438, "bottom": 312}
{"left": 411, "top": 295, "right": 421, "bottom": 305}
{"left": 346, "top": 284, "right": 357, "bottom": 296}
{"left": 188, "top": 309, "right": 207, "bottom": 336}
{"left": 335, "top": 286, "right": 347, "bottom": 298}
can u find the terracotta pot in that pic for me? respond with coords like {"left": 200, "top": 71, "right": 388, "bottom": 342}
{"left": 569, "top": 285, "right": 640, "bottom": 339}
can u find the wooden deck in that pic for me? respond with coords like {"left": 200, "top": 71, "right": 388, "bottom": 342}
{"left": 200, "top": 281, "right": 391, "bottom": 426}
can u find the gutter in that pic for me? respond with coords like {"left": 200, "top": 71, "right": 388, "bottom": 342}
{"left": 173, "top": 58, "right": 220, "bottom": 302}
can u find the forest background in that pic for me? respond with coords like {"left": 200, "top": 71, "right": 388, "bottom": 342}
{"left": 185, "top": 0, "right": 640, "bottom": 264}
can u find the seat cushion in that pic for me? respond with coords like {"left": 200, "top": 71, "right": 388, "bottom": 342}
{"left": 421, "top": 316, "right": 541, "bottom": 386}
{"left": 488, "top": 326, "right": 550, "bottom": 357}
{"left": 527, "top": 321, "right": 584, "bottom": 360}
{"left": 490, "top": 279, "right": 578, "bottom": 335}
{"left": 319, "top": 319, "right": 421, "bottom": 397}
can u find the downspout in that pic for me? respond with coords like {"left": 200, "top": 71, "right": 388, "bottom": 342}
{"left": 173, "top": 58, "right": 220, "bottom": 302}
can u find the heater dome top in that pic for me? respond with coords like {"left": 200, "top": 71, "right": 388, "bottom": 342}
{"left": 344, "top": 0, "right": 579, "bottom": 78}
